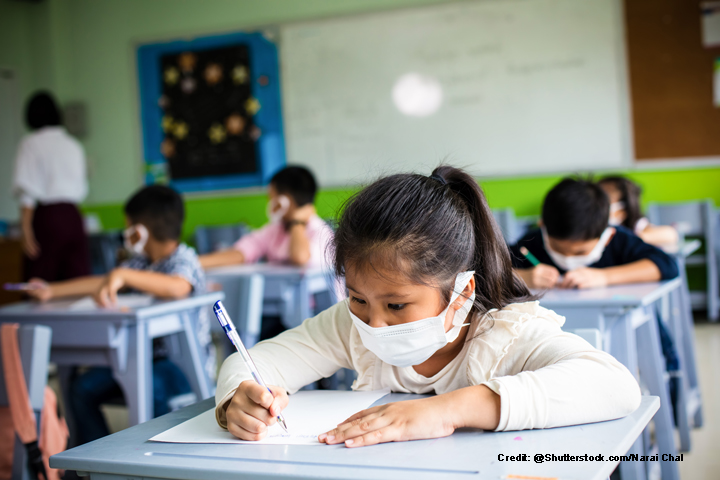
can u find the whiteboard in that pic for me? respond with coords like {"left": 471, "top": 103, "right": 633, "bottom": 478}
{"left": 279, "top": 0, "right": 630, "bottom": 186}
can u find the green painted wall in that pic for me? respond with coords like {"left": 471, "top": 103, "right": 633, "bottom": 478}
{"left": 82, "top": 165, "right": 720, "bottom": 245}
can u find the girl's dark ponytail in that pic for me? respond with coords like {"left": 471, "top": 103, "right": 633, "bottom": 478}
{"left": 432, "top": 166, "right": 532, "bottom": 314}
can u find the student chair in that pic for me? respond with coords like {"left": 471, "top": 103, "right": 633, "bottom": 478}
{"left": 0, "top": 324, "right": 52, "bottom": 480}
{"left": 491, "top": 208, "right": 521, "bottom": 245}
{"left": 646, "top": 200, "right": 719, "bottom": 321}
{"left": 193, "top": 224, "right": 250, "bottom": 255}
{"left": 88, "top": 231, "right": 123, "bottom": 275}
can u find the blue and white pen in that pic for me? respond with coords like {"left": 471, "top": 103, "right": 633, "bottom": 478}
{"left": 213, "top": 300, "right": 289, "bottom": 433}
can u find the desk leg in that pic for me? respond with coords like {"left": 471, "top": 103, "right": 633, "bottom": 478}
{"left": 606, "top": 312, "right": 646, "bottom": 480}
{"left": 672, "top": 281, "right": 704, "bottom": 429}
{"left": 661, "top": 292, "right": 692, "bottom": 452}
{"left": 237, "top": 274, "right": 264, "bottom": 348}
{"left": 636, "top": 308, "right": 680, "bottom": 480}
{"left": 112, "top": 322, "right": 152, "bottom": 426}
{"left": 175, "top": 310, "right": 212, "bottom": 400}
{"left": 57, "top": 366, "right": 78, "bottom": 447}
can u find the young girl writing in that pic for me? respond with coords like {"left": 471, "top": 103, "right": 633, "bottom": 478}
{"left": 215, "top": 166, "right": 641, "bottom": 447}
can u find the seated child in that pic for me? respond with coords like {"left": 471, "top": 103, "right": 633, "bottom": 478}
{"left": 200, "top": 165, "right": 333, "bottom": 269}
{"left": 599, "top": 176, "right": 679, "bottom": 247}
{"left": 214, "top": 166, "right": 640, "bottom": 445}
{"left": 511, "top": 177, "right": 678, "bottom": 290}
{"left": 28, "top": 185, "right": 210, "bottom": 444}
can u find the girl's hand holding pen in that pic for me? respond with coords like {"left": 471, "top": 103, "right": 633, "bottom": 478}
{"left": 226, "top": 380, "right": 289, "bottom": 441}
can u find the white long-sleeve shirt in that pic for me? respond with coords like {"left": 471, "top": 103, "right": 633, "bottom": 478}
{"left": 12, "top": 126, "right": 88, "bottom": 208}
{"left": 215, "top": 300, "right": 641, "bottom": 432}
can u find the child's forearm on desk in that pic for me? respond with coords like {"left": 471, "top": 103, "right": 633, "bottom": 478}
{"left": 602, "top": 259, "right": 661, "bottom": 285}
{"left": 446, "top": 384, "right": 501, "bottom": 431}
{"left": 115, "top": 268, "right": 193, "bottom": 299}
{"left": 288, "top": 224, "right": 311, "bottom": 266}
{"left": 50, "top": 276, "right": 105, "bottom": 298}
{"left": 199, "top": 249, "right": 245, "bottom": 269}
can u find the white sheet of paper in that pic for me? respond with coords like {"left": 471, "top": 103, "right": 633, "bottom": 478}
{"left": 150, "top": 389, "right": 391, "bottom": 445}
{"left": 68, "top": 294, "right": 154, "bottom": 311}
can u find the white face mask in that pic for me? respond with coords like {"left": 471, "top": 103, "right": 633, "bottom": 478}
{"left": 608, "top": 202, "right": 626, "bottom": 226}
{"left": 266, "top": 195, "right": 290, "bottom": 224}
{"left": 542, "top": 227, "right": 613, "bottom": 271}
{"left": 348, "top": 271, "right": 476, "bottom": 368}
{"left": 123, "top": 224, "right": 149, "bottom": 256}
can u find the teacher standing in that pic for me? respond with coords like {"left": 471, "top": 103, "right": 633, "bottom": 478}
{"left": 12, "top": 91, "right": 91, "bottom": 281}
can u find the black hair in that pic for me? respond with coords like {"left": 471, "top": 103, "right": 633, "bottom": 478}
{"left": 542, "top": 177, "right": 609, "bottom": 240}
{"left": 270, "top": 165, "right": 317, "bottom": 206}
{"left": 333, "top": 165, "right": 533, "bottom": 329}
{"left": 598, "top": 176, "right": 643, "bottom": 231}
{"left": 124, "top": 185, "right": 184, "bottom": 241}
{"left": 25, "top": 91, "right": 62, "bottom": 130}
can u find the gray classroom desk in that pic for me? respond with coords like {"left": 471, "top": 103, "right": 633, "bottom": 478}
{"left": 0, "top": 291, "right": 223, "bottom": 439}
{"left": 205, "top": 264, "right": 339, "bottom": 348}
{"left": 51, "top": 394, "right": 660, "bottom": 480}
{"left": 538, "top": 279, "right": 693, "bottom": 480}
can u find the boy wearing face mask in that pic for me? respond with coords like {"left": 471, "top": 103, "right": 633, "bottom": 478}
{"left": 27, "top": 185, "right": 210, "bottom": 444}
{"left": 510, "top": 177, "right": 678, "bottom": 290}
{"left": 200, "top": 166, "right": 332, "bottom": 269}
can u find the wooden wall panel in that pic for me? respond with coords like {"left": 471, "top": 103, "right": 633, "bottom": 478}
{"left": 625, "top": 0, "right": 720, "bottom": 159}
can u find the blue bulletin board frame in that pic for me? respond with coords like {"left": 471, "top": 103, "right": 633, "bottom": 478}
{"left": 137, "top": 31, "right": 285, "bottom": 192}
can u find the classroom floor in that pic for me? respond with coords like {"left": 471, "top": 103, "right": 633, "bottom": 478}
{"left": 50, "top": 318, "right": 720, "bottom": 479}
{"left": 677, "top": 314, "right": 720, "bottom": 480}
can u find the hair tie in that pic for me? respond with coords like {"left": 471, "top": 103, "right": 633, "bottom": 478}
{"left": 430, "top": 174, "right": 447, "bottom": 186}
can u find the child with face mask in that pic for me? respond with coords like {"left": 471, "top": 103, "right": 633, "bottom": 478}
{"left": 199, "top": 165, "right": 333, "bottom": 269}
{"left": 27, "top": 185, "right": 210, "bottom": 444}
{"left": 598, "top": 176, "right": 679, "bottom": 247}
{"left": 510, "top": 177, "right": 679, "bottom": 290}
{"left": 214, "top": 166, "right": 641, "bottom": 446}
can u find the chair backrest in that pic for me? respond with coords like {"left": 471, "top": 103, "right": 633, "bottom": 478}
{"left": 492, "top": 208, "right": 520, "bottom": 245}
{"left": 0, "top": 324, "right": 51, "bottom": 410}
{"left": 88, "top": 231, "right": 123, "bottom": 275}
{"left": 565, "top": 328, "right": 602, "bottom": 350}
{"left": 645, "top": 200, "right": 715, "bottom": 237}
{"left": 194, "top": 224, "right": 250, "bottom": 255}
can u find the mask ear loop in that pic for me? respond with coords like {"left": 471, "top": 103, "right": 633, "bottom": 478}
{"left": 449, "top": 272, "right": 476, "bottom": 329}
{"left": 135, "top": 224, "right": 149, "bottom": 244}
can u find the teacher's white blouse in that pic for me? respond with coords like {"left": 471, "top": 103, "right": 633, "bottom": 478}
{"left": 13, "top": 126, "right": 87, "bottom": 207}
{"left": 215, "top": 300, "right": 641, "bottom": 432}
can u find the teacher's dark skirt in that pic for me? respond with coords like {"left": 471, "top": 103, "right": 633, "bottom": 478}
{"left": 24, "top": 202, "right": 91, "bottom": 281}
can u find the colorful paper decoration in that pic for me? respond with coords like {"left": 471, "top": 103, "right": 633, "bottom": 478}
{"left": 178, "top": 52, "right": 197, "bottom": 72}
{"left": 164, "top": 67, "right": 179, "bottom": 85}
{"left": 245, "top": 97, "right": 261, "bottom": 115}
{"left": 225, "top": 114, "right": 246, "bottom": 135}
{"left": 208, "top": 123, "right": 227, "bottom": 144}
{"left": 204, "top": 63, "right": 223, "bottom": 85}
{"left": 161, "top": 139, "right": 176, "bottom": 158}
{"left": 172, "top": 121, "right": 189, "bottom": 140}
{"left": 232, "top": 65, "right": 249, "bottom": 84}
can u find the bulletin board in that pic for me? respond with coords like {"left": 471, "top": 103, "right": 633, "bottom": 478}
{"left": 625, "top": 0, "right": 720, "bottom": 159}
{"left": 137, "top": 31, "right": 285, "bottom": 192}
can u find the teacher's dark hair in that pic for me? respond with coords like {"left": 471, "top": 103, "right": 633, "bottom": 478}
{"left": 332, "top": 165, "right": 534, "bottom": 330}
{"left": 25, "top": 91, "right": 62, "bottom": 130}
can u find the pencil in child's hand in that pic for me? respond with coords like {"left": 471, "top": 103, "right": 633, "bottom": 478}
{"left": 3, "top": 283, "right": 40, "bottom": 291}
{"left": 519, "top": 247, "right": 540, "bottom": 267}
